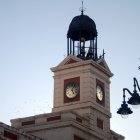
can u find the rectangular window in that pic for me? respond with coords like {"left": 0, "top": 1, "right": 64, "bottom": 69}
{"left": 4, "top": 130, "right": 18, "bottom": 140}
{"left": 113, "top": 136, "right": 118, "bottom": 140}
{"left": 76, "top": 117, "right": 82, "bottom": 123}
{"left": 21, "top": 120, "right": 35, "bottom": 126}
{"left": 97, "top": 118, "right": 103, "bottom": 130}
{"left": 74, "top": 135, "right": 84, "bottom": 140}
{"left": 47, "top": 115, "right": 61, "bottom": 122}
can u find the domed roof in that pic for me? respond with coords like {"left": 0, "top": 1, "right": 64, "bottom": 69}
{"left": 67, "top": 14, "right": 97, "bottom": 41}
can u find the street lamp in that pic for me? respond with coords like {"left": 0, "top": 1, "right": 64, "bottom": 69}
{"left": 117, "top": 77, "right": 140, "bottom": 118}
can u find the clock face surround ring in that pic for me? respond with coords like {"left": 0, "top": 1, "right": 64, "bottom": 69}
{"left": 65, "top": 82, "right": 79, "bottom": 99}
{"left": 96, "top": 85, "right": 104, "bottom": 101}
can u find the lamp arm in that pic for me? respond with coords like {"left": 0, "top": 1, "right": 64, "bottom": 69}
{"left": 123, "top": 88, "right": 133, "bottom": 96}
{"left": 134, "top": 77, "right": 140, "bottom": 92}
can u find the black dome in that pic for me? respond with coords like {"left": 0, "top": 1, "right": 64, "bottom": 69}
{"left": 67, "top": 14, "right": 97, "bottom": 41}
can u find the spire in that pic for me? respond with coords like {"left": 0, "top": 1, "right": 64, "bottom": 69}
{"left": 79, "top": 0, "right": 86, "bottom": 15}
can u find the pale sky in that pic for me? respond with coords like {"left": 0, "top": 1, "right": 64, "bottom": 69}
{"left": 0, "top": 1, "right": 140, "bottom": 140}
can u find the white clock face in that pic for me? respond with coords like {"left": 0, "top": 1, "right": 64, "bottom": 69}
{"left": 96, "top": 85, "right": 103, "bottom": 101}
{"left": 65, "top": 82, "right": 79, "bottom": 99}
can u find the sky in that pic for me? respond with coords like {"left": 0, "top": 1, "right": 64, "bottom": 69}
{"left": 0, "top": 0, "right": 140, "bottom": 140}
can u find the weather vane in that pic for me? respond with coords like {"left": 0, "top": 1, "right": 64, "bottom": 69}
{"left": 79, "top": 0, "right": 86, "bottom": 15}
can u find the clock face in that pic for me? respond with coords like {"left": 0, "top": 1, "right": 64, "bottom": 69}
{"left": 65, "top": 82, "right": 79, "bottom": 99}
{"left": 96, "top": 85, "right": 104, "bottom": 101}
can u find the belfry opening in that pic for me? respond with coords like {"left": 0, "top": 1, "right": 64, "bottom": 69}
{"left": 67, "top": 11, "right": 101, "bottom": 61}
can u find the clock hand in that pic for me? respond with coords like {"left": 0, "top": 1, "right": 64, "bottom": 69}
{"left": 71, "top": 88, "right": 74, "bottom": 95}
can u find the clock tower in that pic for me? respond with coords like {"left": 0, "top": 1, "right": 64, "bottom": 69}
{"left": 10, "top": 9, "right": 124, "bottom": 140}
{"left": 51, "top": 10, "right": 114, "bottom": 135}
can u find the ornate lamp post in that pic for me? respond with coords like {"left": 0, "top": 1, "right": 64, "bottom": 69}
{"left": 117, "top": 77, "right": 140, "bottom": 118}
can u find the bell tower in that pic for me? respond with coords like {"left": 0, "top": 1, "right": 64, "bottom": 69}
{"left": 51, "top": 9, "right": 113, "bottom": 135}
{"left": 67, "top": 7, "right": 98, "bottom": 61}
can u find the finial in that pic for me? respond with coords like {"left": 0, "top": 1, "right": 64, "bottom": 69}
{"left": 79, "top": 0, "right": 86, "bottom": 15}
{"left": 103, "top": 49, "right": 105, "bottom": 58}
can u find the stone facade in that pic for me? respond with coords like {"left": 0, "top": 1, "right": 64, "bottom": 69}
{"left": 0, "top": 55, "right": 124, "bottom": 140}
{"left": 0, "top": 9, "right": 125, "bottom": 140}
{"left": 10, "top": 110, "right": 124, "bottom": 140}
{"left": 0, "top": 122, "right": 42, "bottom": 140}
